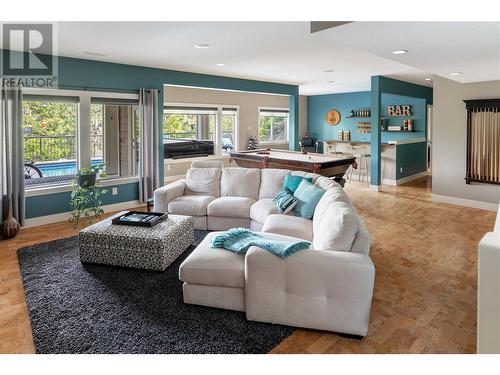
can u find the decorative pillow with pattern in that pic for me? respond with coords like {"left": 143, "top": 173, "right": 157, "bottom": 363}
{"left": 273, "top": 188, "right": 297, "bottom": 214}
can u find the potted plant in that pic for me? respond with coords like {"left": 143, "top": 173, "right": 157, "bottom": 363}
{"left": 77, "top": 164, "right": 107, "bottom": 187}
{"left": 70, "top": 165, "right": 108, "bottom": 228}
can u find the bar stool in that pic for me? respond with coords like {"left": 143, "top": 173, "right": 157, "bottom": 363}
{"left": 348, "top": 144, "right": 371, "bottom": 187}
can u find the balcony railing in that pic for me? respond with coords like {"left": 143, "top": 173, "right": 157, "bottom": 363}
{"left": 164, "top": 132, "right": 196, "bottom": 139}
{"left": 24, "top": 135, "right": 103, "bottom": 162}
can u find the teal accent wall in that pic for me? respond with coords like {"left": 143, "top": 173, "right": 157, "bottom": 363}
{"left": 371, "top": 77, "right": 382, "bottom": 186}
{"left": 396, "top": 142, "right": 427, "bottom": 179}
{"left": 371, "top": 77, "right": 432, "bottom": 186}
{"left": 25, "top": 182, "right": 139, "bottom": 219}
{"left": 1, "top": 49, "right": 298, "bottom": 219}
{"left": 306, "top": 76, "right": 432, "bottom": 186}
{"left": 307, "top": 91, "right": 371, "bottom": 150}
{"left": 381, "top": 93, "right": 427, "bottom": 143}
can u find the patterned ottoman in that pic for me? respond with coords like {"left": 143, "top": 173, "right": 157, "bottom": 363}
{"left": 79, "top": 213, "right": 194, "bottom": 271}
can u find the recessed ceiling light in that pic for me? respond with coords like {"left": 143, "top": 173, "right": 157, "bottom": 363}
{"left": 194, "top": 44, "right": 210, "bottom": 49}
{"left": 450, "top": 72, "right": 462, "bottom": 76}
{"left": 216, "top": 63, "right": 225, "bottom": 66}
{"left": 324, "top": 69, "right": 334, "bottom": 73}
{"left": 290, "top": 74, "right": 297, "bottom": 78}
{"left": 425, "top": 78, "right": 432, "bottom": 81}
{"left": 327, "top": 80, "right": 335, "bottom": 83}
{"left": 392, "top": 50, "right": 408, "bottom": 55}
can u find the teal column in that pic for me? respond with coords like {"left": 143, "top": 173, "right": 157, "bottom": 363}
{"left": 370, "top": 76, "right": 381, "bottom": 187}
{"left": 158, "top": 88, "right": 165, "bottom": 186}
{"left": 289, "top": 94, "right": 299, "bottom": 151}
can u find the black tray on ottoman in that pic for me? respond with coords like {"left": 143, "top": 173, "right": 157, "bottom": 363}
{"left": 111, "top": 211, "right": 168, "bottom": 227}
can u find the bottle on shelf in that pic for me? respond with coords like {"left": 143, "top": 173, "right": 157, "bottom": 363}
{"left": 408, "top": 119, "right": 413, "bottom": 132}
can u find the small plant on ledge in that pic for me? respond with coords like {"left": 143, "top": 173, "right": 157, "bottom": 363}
{"left": 69, "top": 164, "right": 108, "bottom": 229}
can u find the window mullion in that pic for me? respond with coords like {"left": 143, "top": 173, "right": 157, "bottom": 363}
{"left": 215, "top": 107, "right": 222, "bottom": 157}
{"left": 78, "top": 94, "right": 92, "bottom": 169}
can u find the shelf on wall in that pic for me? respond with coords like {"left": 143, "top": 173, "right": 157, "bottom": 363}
{"left": 381, "top": 130, "right": 414, "bottom": 133}
{"left": 381, "top": 116, "right": 413, "bottom": 119}
{"left": 347, "top": 116, "right": 371, "bottom": 119}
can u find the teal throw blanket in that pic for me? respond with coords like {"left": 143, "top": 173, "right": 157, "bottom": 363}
{"left": 211, "top": 228, "right": 310, "bottom": 258}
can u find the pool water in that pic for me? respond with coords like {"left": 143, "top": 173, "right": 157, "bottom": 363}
{"left": 36, "top": 159, "right": 103, "bottom": 177}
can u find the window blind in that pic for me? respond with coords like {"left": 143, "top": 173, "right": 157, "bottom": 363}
{"left": 91, "top": 98, "right": 139, "bottom": 106}
{"left": 23, "top": 94, "right": 79, "bottom": 103}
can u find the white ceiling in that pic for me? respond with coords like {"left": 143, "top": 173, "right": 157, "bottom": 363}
{"left": 316, "top": 22, "right": 500, "bottom": 85}
{"left": 3, "top": 21, "right": 499, "bottom": 95}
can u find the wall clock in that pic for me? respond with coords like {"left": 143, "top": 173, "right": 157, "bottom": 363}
{"left": 326, "top": 109, "right": 341, "bottom": 126}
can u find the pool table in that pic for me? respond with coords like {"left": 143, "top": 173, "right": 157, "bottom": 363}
{"left": 229, "top": 149, "right": 356, "bottom": 187}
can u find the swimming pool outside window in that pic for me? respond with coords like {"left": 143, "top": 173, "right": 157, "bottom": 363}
{"left": 23, "top": 96, "right": 79, "bottom": 186}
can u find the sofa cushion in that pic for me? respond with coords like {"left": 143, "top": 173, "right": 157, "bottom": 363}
{"left": 179, "top": 232, "right": 245, "bottom": 288}
{"left": 168, "top": 195, "right": 216, "bottom": 216}
{"left": 273, "top": 188, "right": 297, "bottom": 214}
{"left": 250, "top": 198, "right": 280, "bottom": 224}
{"left": 312, "top": 201, "right": 359, "bottom": 252}
{"left": 314, "top": 176, "right": 341, "bottom": 191}
{"left": 259, "top": 169, "right": 290, "bottom": 199}
{"left": 262, "top": 214, "right": 313, "bottom": 242}
{"left": 313, "top": 187, "right": 352, "bottom": 234}
{"left": 207, "top": 196, "right": 256, "bottom": 218}
{"left": 221, "top": 167, "right": 261, "bottom": 200}
{"left": 292, "top": 180, "right": 325, "bottom": 219}
{"left": 291, "top": 170, "right": 319, "bottom": 183}
{"left": 282, "top": 174, "right": 313, "bottom": 193}
{"left": 185, "top": 168, "right": 221, "bottom": 197}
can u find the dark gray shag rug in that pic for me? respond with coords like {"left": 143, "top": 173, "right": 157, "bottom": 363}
{"left": 17, "top": 230, "right": 293, "bottom": 354}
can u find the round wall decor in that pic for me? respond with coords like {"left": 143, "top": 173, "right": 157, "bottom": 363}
{"left": 326, "top": 109, "right": 341, "bottom": 126}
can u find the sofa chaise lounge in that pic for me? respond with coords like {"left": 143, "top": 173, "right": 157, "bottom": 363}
{"left": 154, "top": 165, "right": 375, "bottom": 336}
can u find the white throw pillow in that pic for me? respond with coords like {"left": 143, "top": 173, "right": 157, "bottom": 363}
{"left": 185, "top": 168, "right": 221, "bottom": 197}
{"left": 313, "top": 200, "right": 359, "bottom": 252}
{"left": 221, "top": 168, "right": 261, "bottom": 200}
{"left": 259, "top": 169, "right": 290, "bottom": 199}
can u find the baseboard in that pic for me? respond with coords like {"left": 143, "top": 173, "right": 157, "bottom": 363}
{"left": 23, "top": 200, "right": 144, "bottom": 228}
{"left": 431, "top": 194, "right": 499, "bottom": 212}
{"left": 383, "top": 171, "right": 429, "bottom": 186}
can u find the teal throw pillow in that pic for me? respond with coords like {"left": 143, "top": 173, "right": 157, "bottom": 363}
{"left": 282, "top": 175, "right": 313, "bottom": 193}
{"left": 273, "top": 188, "right": 297, "bottom": 214}
{"left": 292, "top": 180, "right": 325, "bottom": 219}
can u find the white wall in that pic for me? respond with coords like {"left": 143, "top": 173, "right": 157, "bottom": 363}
{"left": 432, "top": 77, "right": 500, "bottom": 210}
{"left": 163, "top": 86, "right": 290, "bottom": 182}
{"left": 164, "top": 86, "right": 290, "bottom": 151}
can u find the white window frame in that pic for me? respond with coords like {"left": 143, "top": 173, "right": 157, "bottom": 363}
{"left": 164, "top": 102, "right": 240, "bottom": 158}
{"left": 257, "top": 106, "right": 289, "bottom": 145}
{"left": 23, "top": 88, "right": 140, "bottom": 194}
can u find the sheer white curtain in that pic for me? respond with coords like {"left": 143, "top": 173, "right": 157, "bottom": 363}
{"left": 0, "top": 83, "right": 24, "bottom": 227}
{"left": 138, "top": 89, "right": 160, "bottom": 203}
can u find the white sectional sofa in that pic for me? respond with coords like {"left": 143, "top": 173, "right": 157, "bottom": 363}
{"left": 154, "top": 166, "right": 375, "bottom": 336}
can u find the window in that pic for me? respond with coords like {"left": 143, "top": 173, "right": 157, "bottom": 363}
{"left": 23, "top": 90, "right": 140, "bottom": 187}
{"left": 164, "top": 107, "right": 216, "bottom": 141}
{"left": 222, "top": 108, "right": 236, "bottom": 155}
{"left": 163, "top": 105, "right": 238, "bottom": 158}
{"left": 23, "top": 96, "right": 79, "bottom": 186}
{"left": 91, "top": 99, "right": 141, "bottom": 177}
{"left": 259, "top": 108, "right": 289, "bottom": 143}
